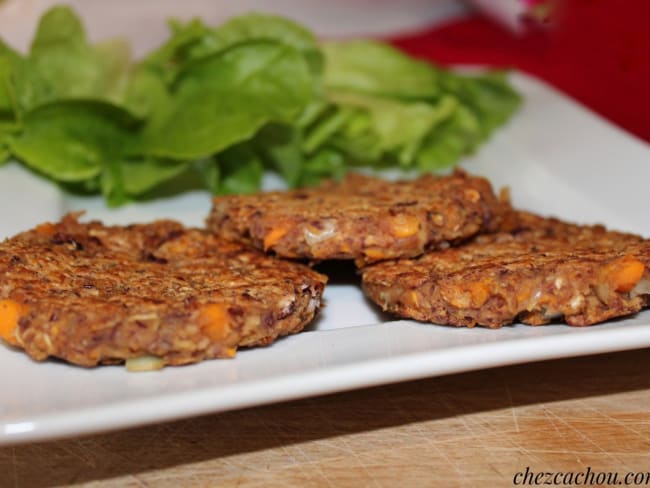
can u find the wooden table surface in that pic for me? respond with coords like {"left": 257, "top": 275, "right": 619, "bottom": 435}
{"left": 1, "top": 347, "right": 649, "bottom": 487}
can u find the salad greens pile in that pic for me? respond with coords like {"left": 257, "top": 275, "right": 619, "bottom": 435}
{"left": 0, "top": 6, "right": 521, "bottom": 205}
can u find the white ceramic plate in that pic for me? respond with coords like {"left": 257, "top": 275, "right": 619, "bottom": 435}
{"left": 1, "top": 72, "right": 649, "bottom": 445}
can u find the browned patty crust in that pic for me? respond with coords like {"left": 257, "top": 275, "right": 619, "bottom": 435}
{"left": 361, "top": 212, "right": 650, "bottom": 327}
{"left": 207, "top": 171, "right": 503, "bottom": 264}
{"left": 0, "top": 215, "right": 327, "bottom": 367}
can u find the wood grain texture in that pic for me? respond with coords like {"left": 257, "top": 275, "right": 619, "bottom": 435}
{"left": 1, "top": 348, "right": 649, "bottom": 487}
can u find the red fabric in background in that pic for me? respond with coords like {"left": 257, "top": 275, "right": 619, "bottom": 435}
{"left": 391, "top": 0, "right": 650, "bottom": 144}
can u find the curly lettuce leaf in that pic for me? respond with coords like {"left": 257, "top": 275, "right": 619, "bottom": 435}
{"left": 295, "top": 40, "right": 522, "bottom": 173}
{"left": 416, "top": 105, "right": 483, "bottom": 171}
{"left": 322, "top": 93, "right": 458, "bottom": 167}
{"left": 440, "top": 70, "right": 522, "bottom": 140}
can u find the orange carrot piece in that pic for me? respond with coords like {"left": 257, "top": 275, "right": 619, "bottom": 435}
{"left": 0, "top": 299, "right": 23, "bottom": 345}
{"left": 390, "top": 215, "right": 420, "bottom": 238}
{"left": 263, "top": 227, "right": 289, "bottom": 250}
{"left": 608, "top": 256, "right": 645, "bottom": 292}
{"left": 468, "top": 282, "right": 490, "bottom": 307}
{"left": 35, "top": 222, "right": 56, "bottom": 236}
{"left": 198, "top": 303, "right": 231, "bottom": 341}
{"left": 363, "top": 248, "right": 387, "bottom": 260}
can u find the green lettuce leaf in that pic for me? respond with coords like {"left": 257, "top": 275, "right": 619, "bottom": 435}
{"left": 9, "top": 100, "right": 139, "bottom": 181}
{"left": 299, "top": 147, "right": 346, "bottom": 186}
{"left": 0, "top": 39, "right": 21, "bottom": 114}
{"left": 0, "top": 132, "right": 10, "bottom": 165}
{"left": 122, "top": 66, "right": 171, "bottom": 120}
{"left": 121, "top": 157, "right": 188, "bottom": 196}
{"left": 440, "top": 70, "right": 522, "bottom": 139}
{"left": 0, "top": 148, "right": 9, "bottom": 165}
{"left": 323, "top": 40, "right": 439, "bottom": 100}
{"left": 14, "top": 6, "right": 133, "bottom": 113}
{"left": 253, "top": 123, "right": 304, "bottom": 187}
{"left": 302, "top": 40, "right": 521, "bottom": 173}
{"left": 417, "top": 105, "right": 482, "bottom": 171}
{"left": 0, "top": 118, "right": 17, "bottom": 165}
{"left": 140, "top": 40, "right": 313, "bottom": 159}
{"left": 323, "top": 93, "right": 458, "bottom": 167}
{"left": 100, "top": 156, "right": 189, "bottom": 206}
{"left": 145, "top": 13, "right": 323, "bottom": 80}
{"left": 215, "top": 143, "right": 264, "bottom": 195}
